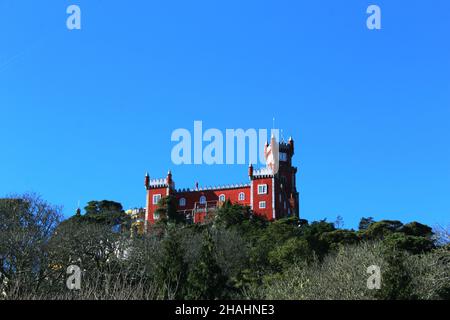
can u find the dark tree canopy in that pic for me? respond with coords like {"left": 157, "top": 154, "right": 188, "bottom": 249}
{"left": 1, "top": 194, "right": 447, "bottom": 300}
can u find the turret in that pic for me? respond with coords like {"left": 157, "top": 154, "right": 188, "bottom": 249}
{"left": 167, "top": 170, "right": 173, "bottom": 186}
{"left": 144, "top": 172, "right": 150, "bottom": 190}
{"left": 248, "top": 163, "right": 254, "bottom": 179}
{"left": 288, "top": 136, "right": 294, "bottom": 155}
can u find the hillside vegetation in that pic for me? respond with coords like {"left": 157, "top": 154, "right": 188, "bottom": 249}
{"left": 1, "top": 194, "right": 448, "bottom": 300}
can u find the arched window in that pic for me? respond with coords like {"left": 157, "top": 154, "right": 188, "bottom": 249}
{"left": 238, "top": 192, "right": 245, "bottom": 201}
{"left": 219, "top": 194, "right": 226, "bottom": 202}
{"left": 179, "top": 198, "right": 186, "bottom": 206}
{"left": 199, "top": 195, "right": 207, "bottom": 204}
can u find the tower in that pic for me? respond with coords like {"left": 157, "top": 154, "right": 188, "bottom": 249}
{"left": 274, "top": 136, "right": 299, "bottom": 218}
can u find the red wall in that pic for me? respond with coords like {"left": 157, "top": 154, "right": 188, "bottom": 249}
{"left": 251, "top": 177, "right": 274, "bottom": 221}
{"left": 146, "top": 186, "right": 168, "bottom": 224}
{"left": 145, "top": 186, "right": 251, "bottom": 224}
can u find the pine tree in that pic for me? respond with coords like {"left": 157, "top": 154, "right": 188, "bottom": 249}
{"left": 155, "top": 230, "right": 188, "bottom": 299}
{"left": 186, "top": 230, "right": 227, "bottom": 299}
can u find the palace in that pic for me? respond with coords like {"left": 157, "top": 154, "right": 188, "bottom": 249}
{"left": 131, "top": 136, "right": 299, "bottom": 233}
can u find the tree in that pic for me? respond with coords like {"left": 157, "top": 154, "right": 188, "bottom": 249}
{"left": 0, "top": 194, "right": 62, "bottom": 296}
{"left": 215, "top": 200, "right": 251, "bottom": 228}
{"left": 319, "top": 229, "right": 359, "bottom": 251}
{"left": 154, "top": 229, "right": 188, "bottom": 299}
{"left": 82, "top": 200, "right": 126, "bottom": 226}
{"left": 376, "top": 248, "right": 414, "bottom": 300}
{"left": 299, "top": 220, "right": 336, "bottom": 259}
{"left": 361, "top": 220, "right": 404, "bottom": 240}
{"left": 358, "top": 217, "right": 375, "bottom": 230}
{"left": 400, "top": 222, "right": 433, "bottom": 238}
{"left": 267, "top": 237, "right": 312, "bottom": 270}
{"left": 334, "top": 215, "right": 344, "bottom": 229}
{"left": 382, "top": 233, "right": 434, "bottom": 254}
{"left": 154, "top": 196, "right": 185, "bottom": 224}
{"left": 186, "top": 230, "right": 227, "bottom": 299}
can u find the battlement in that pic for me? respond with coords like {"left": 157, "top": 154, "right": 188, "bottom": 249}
{"left": 149, "top": 178, "right": 167, "bottom": 188}
{"left": 253, "top": 167, "right": 274, "bottom": 178}
{"left": 144, "top": 135, "right": 299, "bottom": 228}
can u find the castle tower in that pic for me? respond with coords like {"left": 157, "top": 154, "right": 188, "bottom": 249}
{"left": 274, "top": 136, "right": 299, "bottom": 218}
{"left": 249, "top": 135, "right": 299, "bottom": 220}
{"left": 143, "top": 135, "right": 299, "bottom": 229}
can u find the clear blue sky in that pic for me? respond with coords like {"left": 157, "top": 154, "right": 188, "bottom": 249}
{"left": 1, "top": 0, "right": 449, "bottom": 229}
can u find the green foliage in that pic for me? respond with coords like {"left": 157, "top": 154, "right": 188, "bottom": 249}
{"left": 186, "top": 230, "right": 227, "bottom": 299}
{"left": 154, "top": 229, "right": 188, "bottom": 299}
{"left": 268, "top": 237, "right": 312, "bottom": 270}
{"left": 358, "top": 216, "right": 375, "bottom": 230}
{"left": 155, "top": 196, "right": 185, "bottom": 224}
{"left": 2, "top": 195, "right": 447, "bottom": 300}
{"left": 401, "top": 222, "right": 433, "bottom": 238}
{"left": 382, "top": 233, "right": 434, "bottom": 254}
{"left": 214, "top": 200, "right": 251, "bottom": 228}
{"left": 65, "top": 200, "right": 129, "bottom": 228}
{"left": 319, "top": 229, "right": 359, "bottom": 251}
{"left": 361, "top": 220, "right": 404, "bottom": 240}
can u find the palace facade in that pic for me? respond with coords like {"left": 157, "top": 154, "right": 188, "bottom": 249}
{"left": 138, "top": 136, "right": 299, "bottom": 232}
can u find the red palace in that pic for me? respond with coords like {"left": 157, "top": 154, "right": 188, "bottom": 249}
{"left": 143, "top": 137, "right": 299, "bottom": 227}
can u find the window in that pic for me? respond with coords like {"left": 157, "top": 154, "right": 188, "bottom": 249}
{"left": 199, "top": 196, "right": 207, "bottom": 204}
{"left": 152, "top": 194, "right": 161, "bottom": 205}
{"left": 259, "top": 201, "right": 266, "bottom": 209}
{"left": 179, "top": 198, "right": 186, "bottom": 206}
{"left": 238, "top": 192, "right": 245, "bottom": 201}
{"left": 257, "top": 184, "right": 268, "bottom": 195}
{"left": 280, "top": 152, "right": 287, "bottom": 162}
{"left": 219, "top": 194, "right": 226, "bottom": 202}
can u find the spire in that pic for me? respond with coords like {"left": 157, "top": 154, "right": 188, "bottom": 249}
{"left": 167, "top": 170, "right": 173, "bottom": 186}
{"left": 75, "top": 200, "right": 81, "bottom": 217}
{"left": 288, "top": 136, "right": 295, "bottom": 154}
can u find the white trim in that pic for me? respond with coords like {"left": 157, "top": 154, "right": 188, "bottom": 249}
{"left": 272, "top": 177, "right": 275, "bottom": 219}
{"left": 238, "top": 192, "right": 245, "bottom": 201}
{"left": 219, "top": 194, "right": 226, "bottom": 202}
{"left": 250, "top": 181, "right": 253, "bottom": 209}
{"left": 259, "top": 201, "right": 266, "bottom": 209}
{"left": 257, "top": 184, "right": 268, "bottom": 195}
{"left": 144, "top": 192, "right": 149, "bottom": 232}
{"left": 179, "top": 197, "right": 186, "bottom": 206}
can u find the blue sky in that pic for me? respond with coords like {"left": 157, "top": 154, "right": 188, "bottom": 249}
{"left": 1, "top": 0, "right": 449, "bottom": 229}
